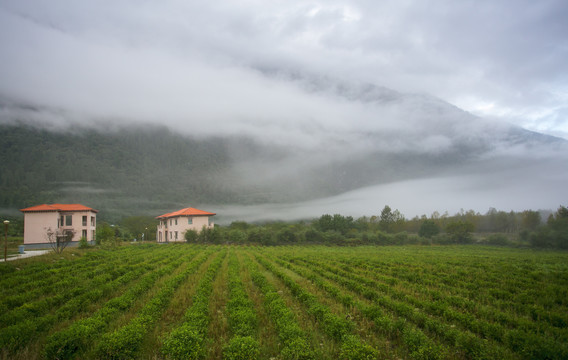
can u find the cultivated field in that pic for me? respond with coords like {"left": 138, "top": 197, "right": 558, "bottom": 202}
{"left": 0, "top": 244, "right": 567, "bottom": 359}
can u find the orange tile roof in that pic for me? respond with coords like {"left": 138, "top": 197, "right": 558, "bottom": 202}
{"left": 20, "top": 204, "right": 98, "bottom": 213}
{"left": 156, "top": 207, "right": 216, "bottom": 219}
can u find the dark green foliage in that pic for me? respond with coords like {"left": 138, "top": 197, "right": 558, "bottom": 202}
{"left": 418, "top": 219, "right": 440, "bottom": 238}
{"left": 78, "top": 236, "right": 89, "bottom": 248}
{"left": 119, "top": 216, "right": 158, "bottom": 241}
{"left": 314, "top": 214, "right": 354, "bottom": 234}
{"left": 96, "top": 223, "right": 116, "bottom": 246}
{"left": 531, "top": 206, "right": 568, "bottom": 249}
{"left": 197, "top": 226, "right": 222, "bottom": 244}
{"left": 276, "top": 228, "right": 298, "bottom": 243}
{"left": 228, "top": 229, "right": 247, "bottom": 243}
{"left": 484, "top": 233, "right": 510, "bottom": 246}
{"left": 246, "top": 227, "right": 275, "bottom": 245}
{"left": 445, "top": 220, "right": 475, "bottom": 244}
{"left": 184, "top": 229, "right": 198, "bottom": 242}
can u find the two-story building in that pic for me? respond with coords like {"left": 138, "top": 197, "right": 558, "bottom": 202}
{"left": 20, "top": 204, "right": 98, "bottom": 248}
{"left": 156, "top": 207, "right": 216, "bottom": 243}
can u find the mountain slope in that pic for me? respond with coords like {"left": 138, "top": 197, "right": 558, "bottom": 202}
{"left": 1, "top": 76, "right": 566, "bottom": 221}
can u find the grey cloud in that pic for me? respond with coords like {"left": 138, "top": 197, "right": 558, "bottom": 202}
{"left": 0, "top": 0, "right": 567, "bottom": 216}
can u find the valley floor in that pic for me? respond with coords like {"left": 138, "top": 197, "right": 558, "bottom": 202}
{"left": 0, "top": 244, "right": 567, "bottom": 359}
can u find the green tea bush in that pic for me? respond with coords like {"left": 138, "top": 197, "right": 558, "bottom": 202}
{"left": 161, "top": 251, "right": 226, "bottom": 360}
{"left": 339, "top": 335, "right": 379, "bottom": 360}
{"left": 161, "top": 325, "right": 205, "bottom": 360}
{"left": 222, "top": 336, "right": 260, "bottom": 360}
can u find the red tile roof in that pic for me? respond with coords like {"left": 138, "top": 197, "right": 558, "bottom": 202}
{"left": 156, "top": 207, "right": 216, "bottom": 219}
{"left": 20, "top": 204, "right": 98, "bottom": 213}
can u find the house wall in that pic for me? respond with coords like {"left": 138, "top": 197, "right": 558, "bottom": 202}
{"left": 23, "top": 212, "right": 59, "bottom": 244}
{"left": 23, "top": 211, "right": 97, "bottom": 245}
{"left": 156, "top": 215, "right": 214, "bottom": 243}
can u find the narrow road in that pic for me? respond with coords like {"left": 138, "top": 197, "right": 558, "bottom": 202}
{"left": 0, "top": 250, "right": 50, "bottom": 262}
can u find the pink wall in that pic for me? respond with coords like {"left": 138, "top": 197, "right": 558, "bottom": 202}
{"left": 23, "top": 211, "right": 97, "bottom": 244}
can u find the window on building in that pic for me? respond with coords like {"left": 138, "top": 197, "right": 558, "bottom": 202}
{"left": 82, "top": 230, "right": 87, "bottom": 239}
{"left": 92, "top": 230, "right": 95, "bottom": 241}
{"left": 65, "top": 215, "right": 72, "bottom": 226}
{"left": 170, "top": 219, "right": 172, "bottom": 226}
{"left": 188, "top": 217, "right": 193, "bottom": 225}
{"left": 175, "top": 231, "right": 178, "bottom": 240}
{"left": 175, "top": 218, "right": 178, "bottom": 225}
{"left": 82, "top": 216, "right": 87, "bottom": 226}
{"left": 91, "top": 216, "right": 95, "bottom": 227}
{"left": 170, "top": 232, "right": 172, "bottom": 240}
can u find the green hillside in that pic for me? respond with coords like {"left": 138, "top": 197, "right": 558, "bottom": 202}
{"left": 0, "top": 123, "right": 234, "bottom": 219}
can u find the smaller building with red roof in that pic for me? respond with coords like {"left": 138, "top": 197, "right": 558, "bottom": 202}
{"left": 156, "top": 207, "right": 216, "bottom": 243}
{"left": 20, "top": 204, "right": 98, "bottom": 247}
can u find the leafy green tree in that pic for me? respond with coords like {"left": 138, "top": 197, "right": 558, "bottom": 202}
{"left": 379, "top": 205, "right": 404, "bottom": 233}
{"left": 521, "top": 210, "right": 541, "bottom": 231}
{"left": 228, "top": 229, "right": 247, "bottom": 244}
{"left": 184, "top": 229, "right": 198, "bottom": 242}
{"left": 531, "top": 206, "right": 568, "bottom": 248}
{"left": 228, "top": 221, "right": 251, "bottom": 231}
{"left": 276, "top": 228, "right": 297, "bottom": 243}
{"left": 198, "top": 226, "right": 222, "bottom": 244}
{"left": 445, "top": 220, "right": 475, "bottom": 244}
{"left": 315, "top": 214, "right": 333, "bottom": 232}
{"left": 247, "top": 227, "right": 274, "bottom": 245}
{"left": 314, "top": 214, "right": 354, "bottom": 235}
{"left": 418, "top": 219, "right": 440, "bottom": 239}
{"left": 96, "top": 223, "right": 115, "bottom": 246}
{"left": 120, "top": 216, "right": 158, "bottom": 241}
{"left": 304, "top": 228, "right": 323, "bottom": 243}
{"left": 379, "top": 205, "right": 394, "bottom": 232}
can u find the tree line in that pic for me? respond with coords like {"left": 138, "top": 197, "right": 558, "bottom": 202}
{"left": 89, "top": 205, "right": 568, "bottom": 249}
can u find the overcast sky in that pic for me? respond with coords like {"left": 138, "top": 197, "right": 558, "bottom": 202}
{"left": 0, "top": 0, "right": 567, "bottom": 139}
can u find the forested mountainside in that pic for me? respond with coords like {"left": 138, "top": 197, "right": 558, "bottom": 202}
{"left": 0, "top": 103, "right": 565, "bottom": 222}
{"left": 0, "top": 122, "right": 460, "bottom": 218}
{"left": 0, "top": 124, "right": 232, "bottom": 215}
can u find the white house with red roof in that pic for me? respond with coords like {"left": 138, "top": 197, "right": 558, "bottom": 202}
{"left": 20, "top": 204, "right": 98, "bottom": 247}
{"left": 156, "top": 207, "right": 216, "bottom": 243}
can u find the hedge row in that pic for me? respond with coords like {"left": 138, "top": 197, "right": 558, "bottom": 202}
{"left": 161, "top": 250, "right": 227, "bottom": 360}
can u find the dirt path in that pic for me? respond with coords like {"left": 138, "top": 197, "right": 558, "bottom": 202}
{"left": 0, "top": 250, "right": 50, "bottom": 262}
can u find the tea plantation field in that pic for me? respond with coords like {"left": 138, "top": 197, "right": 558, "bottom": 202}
{"left": 1, "top": 244, "right": 567, "bottom": 359}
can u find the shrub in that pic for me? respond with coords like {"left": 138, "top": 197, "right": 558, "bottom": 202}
{"left": 222, "top": 336, "right": 260, "bottom": 360}
{"left": 418, "top": 220, "right": 440, "bottom": 238}
{"left": 445, "top": 221, "right": 475, "bottom": 244}
{"left": 184, "top": 230, "right": 198, "bottom": 242}
{"left": 228, "top": 229, "right": 247, "bottom": 244}
{"left": 339, "top": 335, "right": 379, "bottom": 360}
{"left": 161, "top": 325, "right": 205, "bottom": 360}
{"left": 280, "top": 337, "right": 315, "bottom": 360}
{"left": 484, "top": 233, "right": 510, "bottom": 246}
{"left": 78, "top": 236, "right": 89, "bottom": 249}
{"left": 304, "top": 228, "right": 323, "bottom": 243}
{"left": 277, "top": 229, "right": 298, "bottom": 243}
